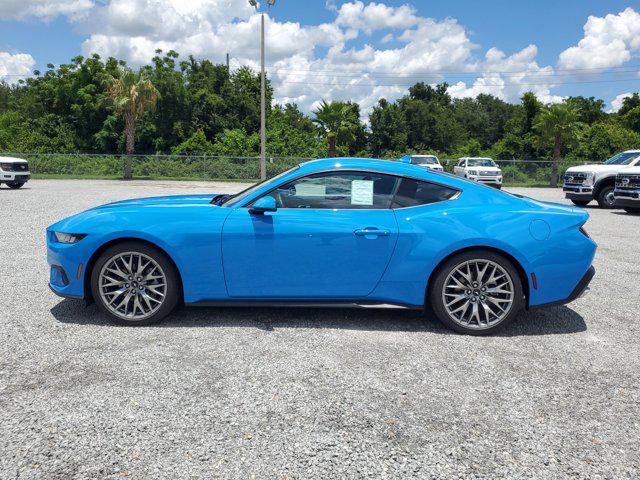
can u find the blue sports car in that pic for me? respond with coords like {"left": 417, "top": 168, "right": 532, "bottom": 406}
{"left": 47, "top": 158, "right": 596, "bottom": 335}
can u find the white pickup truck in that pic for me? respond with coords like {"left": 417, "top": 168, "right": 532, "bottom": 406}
{"left": 453, "top": 157, "right": 503, "bottom": 188}
{"left": 563, "top": 150, "right": 640, "bottom": 208}
{"left": 0, "top": 156, "right": 31, "bottom": 189}
{"left": 614, "top": 167, "right": 640, "bottom": 214}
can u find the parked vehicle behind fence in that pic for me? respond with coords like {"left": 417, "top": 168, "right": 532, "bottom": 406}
{"left": 563, "top": 150, "right": 640, "bottom": 208}
{"left": 0, "top": 156, "right": 30, "bottom": 189}
{"left": 454, "top": 157, "right": 503, "bottom": 189}
{"left": 614, "top": 167, "right": 640, "bottom": 214}
{"left": 400, "top": 155, "right": 444, "bottom": 171}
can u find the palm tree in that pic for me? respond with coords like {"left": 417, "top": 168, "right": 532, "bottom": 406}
{"left": 108, "top": 70, "right": 160, "bottom": 179}
{"left": 313, "top": 100, "right": 360, "bottom": 157}
{"left": 534, "top": 104, "right": 580, "bottom": 187}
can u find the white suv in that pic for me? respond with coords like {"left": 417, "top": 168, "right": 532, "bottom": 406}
{"left": 454, "top": 157, "right": 502, "bottom": 188}
{"left": 0, "top": 156, "right": 31, "bottom": 189}
{"left": 614, "top": 167, "right": 640, "bottom": 214}
{"left": 563, "top": 150, "right": 640, "bottom": 208}
{"left": 407, "top": 155, "right": 444, "bottom": 171}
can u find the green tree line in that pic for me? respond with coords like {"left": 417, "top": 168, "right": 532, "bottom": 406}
{"left": 1, "top": 50, "right": 639, "bottom": 165}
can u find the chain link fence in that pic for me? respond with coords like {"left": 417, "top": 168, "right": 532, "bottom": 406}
{"left": 3, "top": 153, "right": 600, "bottom": 186}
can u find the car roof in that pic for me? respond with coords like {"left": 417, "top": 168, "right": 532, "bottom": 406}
{"left": 296, "top": 157, "right": 473, "bottom": 189}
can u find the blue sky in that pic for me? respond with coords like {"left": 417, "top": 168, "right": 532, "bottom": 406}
{"left": 1, "top": 1, "right": 639, "bottom": 114}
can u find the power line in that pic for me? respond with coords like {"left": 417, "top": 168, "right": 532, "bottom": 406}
{"left": 275, "top": 77, "right": 640, "bottom": 87}
{"left": 269, "top": 69, "right": 640, "bottom": 79}
{"left": 267, "top": 63, "right": 640, "bottom": 76}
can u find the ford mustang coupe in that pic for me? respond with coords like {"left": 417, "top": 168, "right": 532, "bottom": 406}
{"left": 47, "top": 158, "right": 596, "bottom": 335}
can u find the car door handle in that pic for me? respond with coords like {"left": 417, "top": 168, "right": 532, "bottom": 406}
{"left": 354, "top": 228, "right": 390, "bottom": 237}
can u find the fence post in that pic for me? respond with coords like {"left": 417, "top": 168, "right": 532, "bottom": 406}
{"left": 124, "top": 155, "right": 132, "bottom": 180}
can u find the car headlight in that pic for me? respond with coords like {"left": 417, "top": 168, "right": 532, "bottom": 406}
{"left": 582, "top": 172, "right": 595, "bottom": 186}
{"left": 53, "top": 232, "right": 87, "bottom": 244}
{"left": 467, "top": 170, "right": 478, "bottom": 176}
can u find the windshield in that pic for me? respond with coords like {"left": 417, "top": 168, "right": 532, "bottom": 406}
{"left": 466, "top": 158, "right": 496, "bottom": 167}
{"left": 411, "top": 156, "right": 438, "bottom": 165}
{"left": 604, "top": 151, "right": 640, "bottom": 165}
{"left": 220, "top": 166, "right": 300, "bottom": 207}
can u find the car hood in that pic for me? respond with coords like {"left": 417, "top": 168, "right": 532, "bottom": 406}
{"left": 95, "top": 194, "right": 217, "bottom": 209}
{"left": 565, "top": 164, "right": 631, "bottom": 174}
{"left": 48, "top": 194, "right": 223, "bottom": 233}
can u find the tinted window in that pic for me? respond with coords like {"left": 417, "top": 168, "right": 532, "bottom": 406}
{"left": 263, "top": 171, "right": 399, "bottom": 209}
{"left": 392, "top": 178, "right": 458, "bottom": 208}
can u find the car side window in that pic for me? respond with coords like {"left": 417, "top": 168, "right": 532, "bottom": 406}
{"left": 262, "top": 171, "right": 400, "bottom": 209}
{"left": 392, "top": 178, "right": 458, "bottom": 208}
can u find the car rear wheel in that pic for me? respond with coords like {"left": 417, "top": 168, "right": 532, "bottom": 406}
{"left": 596, "top": 186, "right": 616, "bottom": 208}
{"left": 6, "top": 182, "right": 25, "bottom": 189}
{"left": 91, "top": 241, "right": 180, "bottom": 326}
{"left": 571, "top": 200, "right": 590, "bottom": 207}
{"left": 429, "top": 250, "right": 524, "bottom": 335}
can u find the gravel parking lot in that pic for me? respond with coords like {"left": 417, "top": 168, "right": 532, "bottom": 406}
{"left": 1, "top": 179, "right": 639, "bottom": 479}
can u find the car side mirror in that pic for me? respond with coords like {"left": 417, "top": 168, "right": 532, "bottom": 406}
{"left": 249, "top": 196, "right": 277, "bottom": 214}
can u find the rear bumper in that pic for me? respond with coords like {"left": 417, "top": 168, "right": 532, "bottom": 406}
{"left": 532, "top": 266, "right": 595, "bottom": 309}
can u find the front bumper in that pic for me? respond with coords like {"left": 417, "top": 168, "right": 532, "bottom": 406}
{"left": 563, "top": 184, "right": 593, "bottom": 200}
{"left": 614, "top": 188, "right": 640, "bottom": 207}
{"left": 468, "top": 175, "right": 502, "bottom": 185}
{"left": 532, "top": 266, "right": 595, "bottom": 309}
{"left": 0, "top": 172, "right": 31, "bottom": 183}
{"left": 47, "top": 232, "right": 87, "bottom": 299}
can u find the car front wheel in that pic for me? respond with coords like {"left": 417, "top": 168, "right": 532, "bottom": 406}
{"left": 596, "top": 186, "right": 616, "bottom": 208}
{"left": 624, "top": 207, "right": 640, "bottom": 215}
{"left": 91, "top": 241, "right": 180, "bottom": 325}
{"left": 6, "top": 182, "right": 25, "bottom": 189}
{"left": 429, "top": 250, "right": 525, "bottom": 335}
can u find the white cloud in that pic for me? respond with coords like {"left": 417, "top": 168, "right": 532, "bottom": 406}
{"left": 335, "top": 1, "right": 420, "bottom": 35}
{"left": 0, "top": 0, "right": 94, "bottom": 21}
{"left": 448, "top": 45, "right": 563, "bottom": 104}
{"left": 0, "top": 52, "right": 36, "bottom": 83}
{"left": 609, "top": 92, "right": 634, "bottom": 113}
{"left": 558, "top": 7, "right": 640, "bottom": 70}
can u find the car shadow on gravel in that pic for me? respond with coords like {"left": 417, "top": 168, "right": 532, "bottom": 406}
{"left": 51, "top": 300, "right": 586, "bottom": 336}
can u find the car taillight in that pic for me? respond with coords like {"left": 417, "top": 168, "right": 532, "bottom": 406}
{"left": 579, "top": 226, "right": 590, "bottom": 238}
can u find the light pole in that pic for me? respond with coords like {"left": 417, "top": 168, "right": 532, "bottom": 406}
{"left": 249, "top": 0, "right": 276, "bottom": 180}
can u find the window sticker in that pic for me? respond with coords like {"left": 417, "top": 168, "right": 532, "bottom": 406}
{"left": 296, "top": 182, "right": 326, "bottom": 197}
{"left": 351, "top": 180, "right": 374, "bottom": 205}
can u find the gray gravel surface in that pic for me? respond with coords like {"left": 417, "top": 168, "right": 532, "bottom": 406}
{"left": 1, "top": 179, "right": 639, "bottom": 479}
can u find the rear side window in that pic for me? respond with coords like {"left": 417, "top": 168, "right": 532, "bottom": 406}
{"left": 392, "top": 178, "right": 458, "bottom": 208}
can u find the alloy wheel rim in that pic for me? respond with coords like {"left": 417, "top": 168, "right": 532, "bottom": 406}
{"left": 442, "top": 259, "right": 514, "bottom": 330}
{"left": 98, "top": 252, "right": 167, "bottom": 321}
{"left": 605, "top": 191, "right": 615, "bottom": 206}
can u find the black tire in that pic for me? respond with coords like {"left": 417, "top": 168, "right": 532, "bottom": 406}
{"left": 596, "top": 186, "right": 616, "bottom": 208}
{"left": 90, "top": 241, "right": 180, "bottom": 326}
{"left": 624, "top": 207, "right": 640, "bottom": 215}
{"left": 571, "top": 200, "right": 590, "bottom": 207}
{"left": 428, "top": 250, "right": 525, "bottom": 335}
{"left": 6, "top": 182, "right": 25, "bottom": 189}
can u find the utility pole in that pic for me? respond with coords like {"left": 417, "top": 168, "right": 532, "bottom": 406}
{"left": 226, "top": 53, "right": 230, "bottom": 73}
{"left": 249, "top": 0, "right": 276, "bottom": 180}
{"left": 260, "top": 13, "right": 266, "bottom": 180}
